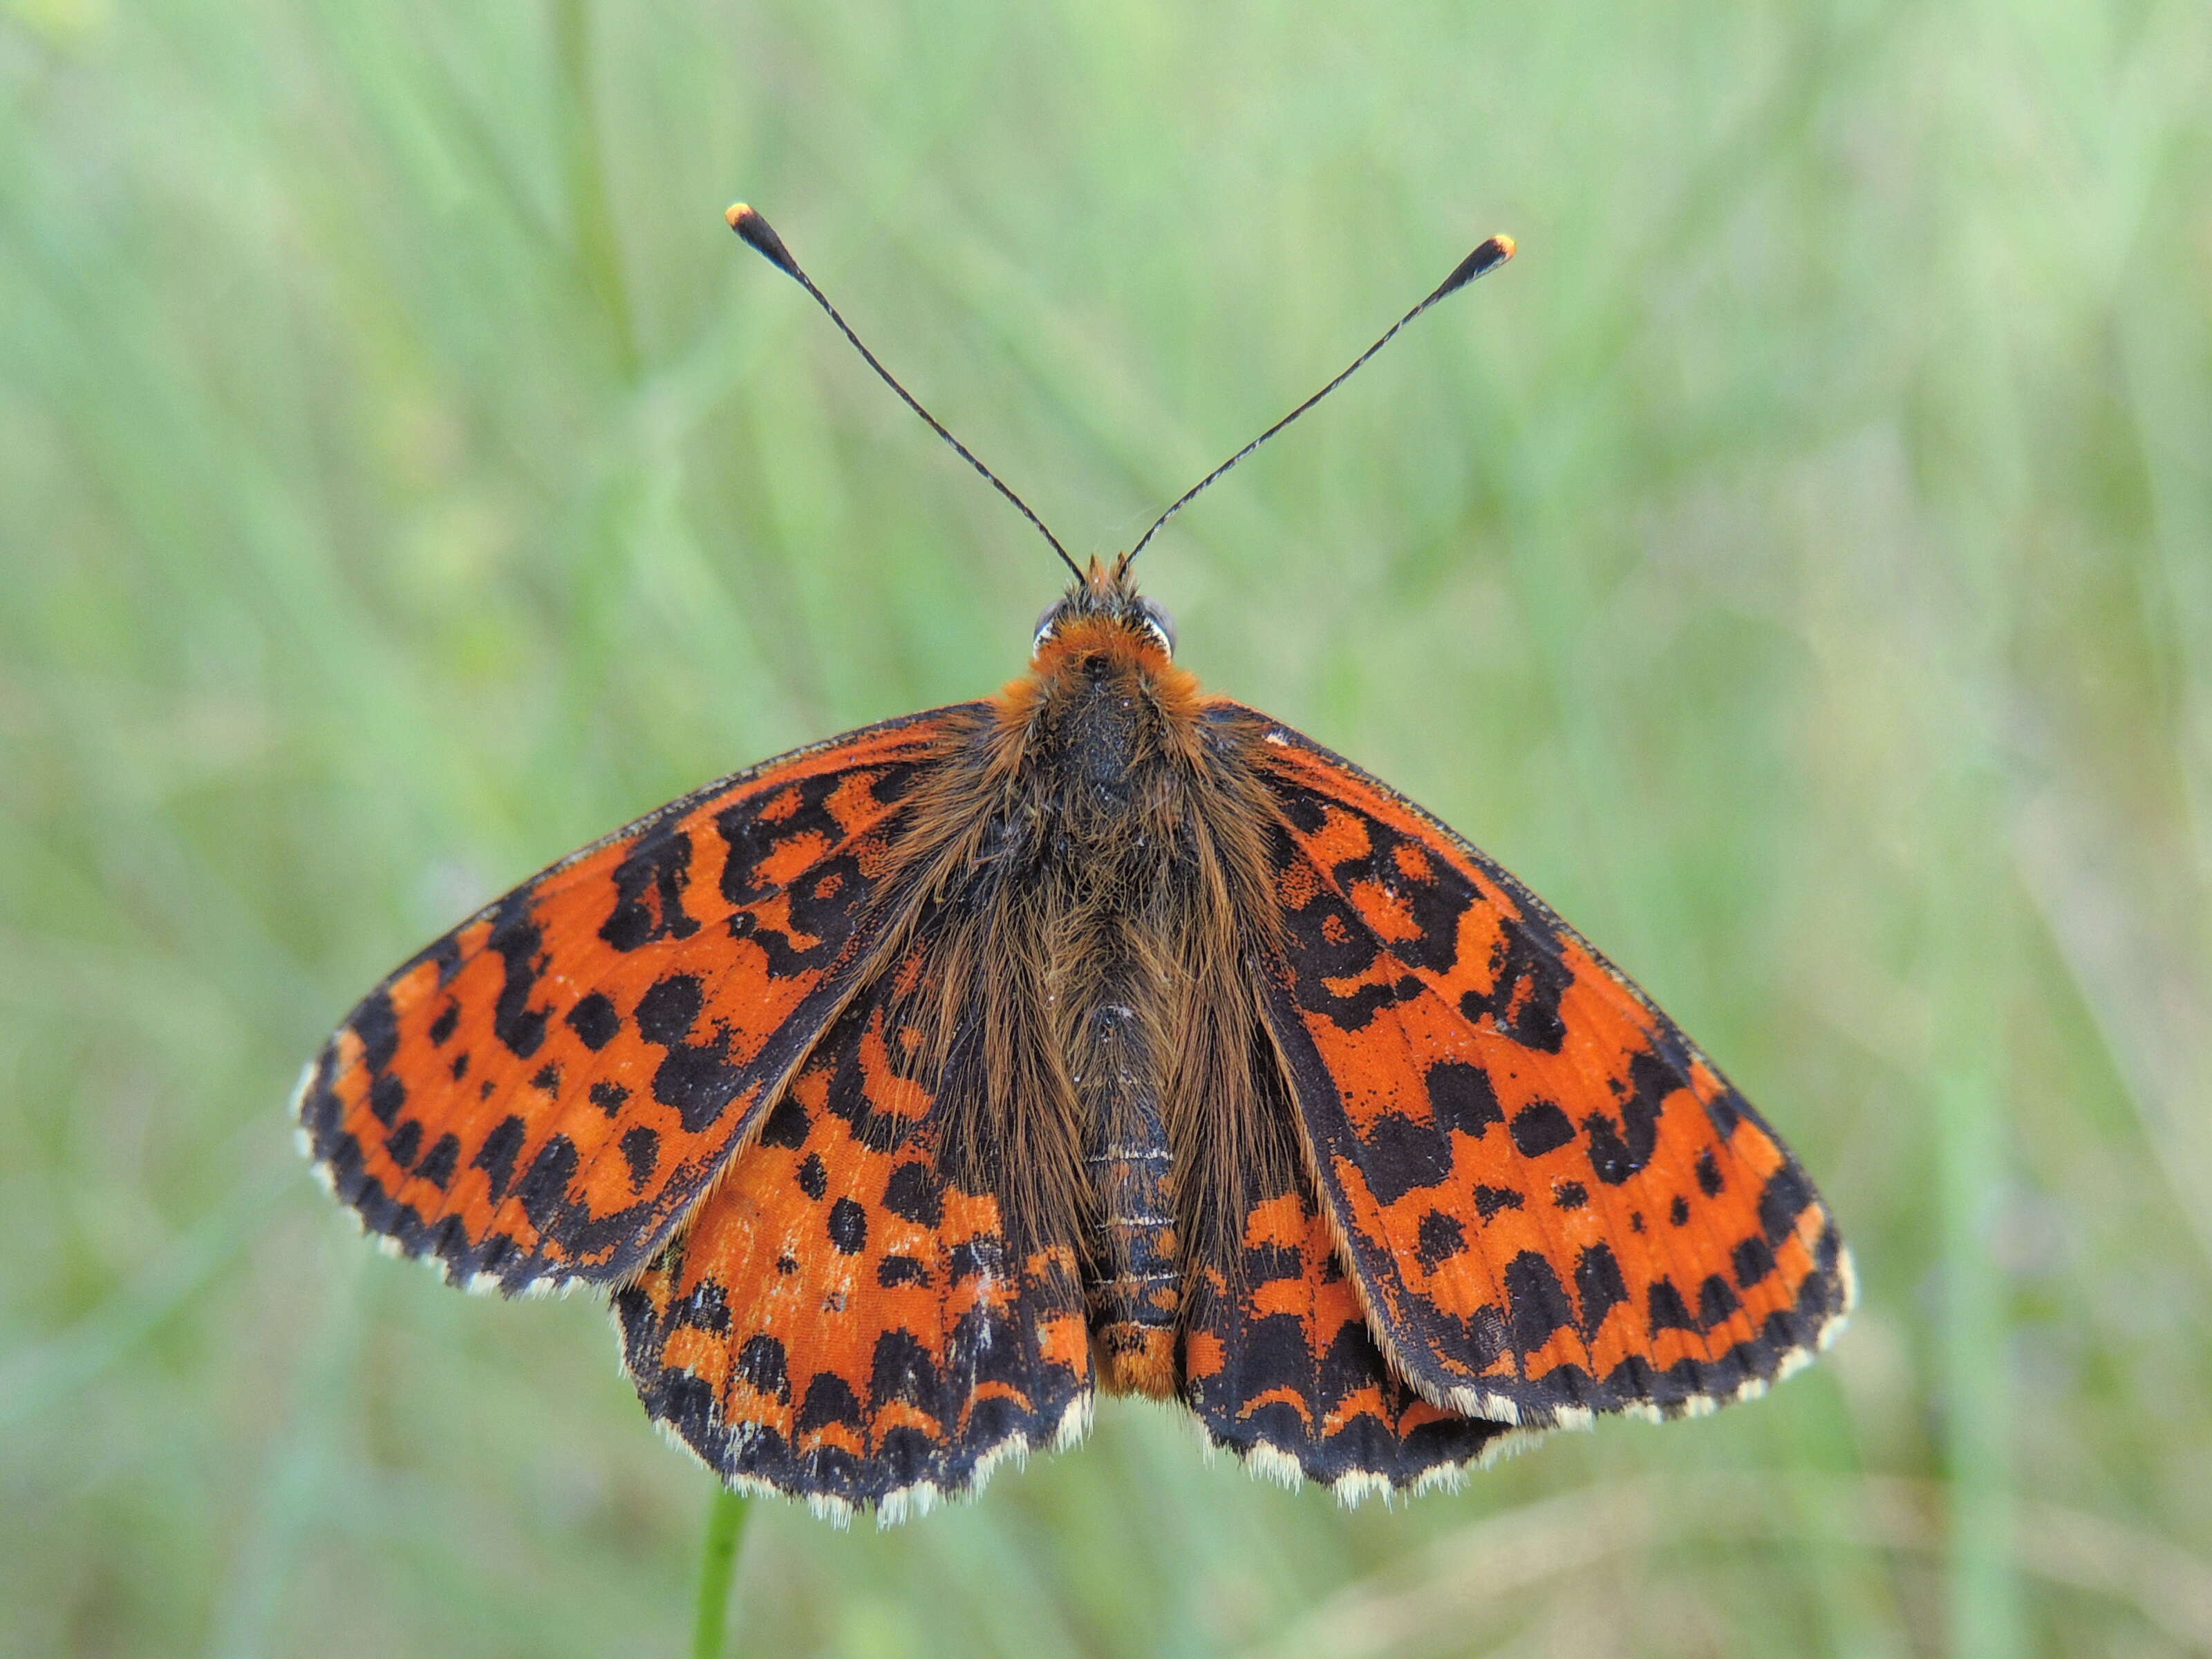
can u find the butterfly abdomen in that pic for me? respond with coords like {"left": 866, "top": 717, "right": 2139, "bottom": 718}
{"left": 1069, "top": 966, "right": 1182, "bottom": 1397}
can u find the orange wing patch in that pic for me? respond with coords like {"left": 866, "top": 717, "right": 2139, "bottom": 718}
{"left": 615, "top": 951, "right": 1093, "bottom": 1524}
{"left": 297, "top": 709, "right": 980, "bottom": 1295}
{"left": 1242, "top": 714, "right": 1852, "bottom": 1430}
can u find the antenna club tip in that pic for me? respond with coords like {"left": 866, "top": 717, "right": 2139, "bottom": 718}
{"left": 727, "top": 203, "right": 801, "bottom": 279}
{"left": 1432, "top": 232, "right": 1519, "bottom": 301}
{"left": 1464, "top": 234, "right": 1515, "bottom": 277}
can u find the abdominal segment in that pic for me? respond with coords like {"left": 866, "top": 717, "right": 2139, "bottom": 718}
{"left": 1080, "top": 996, "right": 1183, "bottom": 1396}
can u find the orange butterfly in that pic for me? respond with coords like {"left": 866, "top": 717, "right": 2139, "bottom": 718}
{"left": 299, "top": 207, "right": 1851, "bottom": 1525}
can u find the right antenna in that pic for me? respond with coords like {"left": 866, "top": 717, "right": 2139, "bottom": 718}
{"left": 1127, "top": 233, "right": 1515, "bottom": 563}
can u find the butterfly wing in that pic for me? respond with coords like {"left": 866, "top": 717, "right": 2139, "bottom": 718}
{"left": 297, "top": 707, "right": 978, "bottom": 1295}
{"left": 614, "top": 935, "right": 1094, "bottom": 1524}
{"left": 1236, "top": 710, "right": 1853, "bottom": 1432}
{"left": 1181, "top": 1138, "right": 1520, "bottom": 1497}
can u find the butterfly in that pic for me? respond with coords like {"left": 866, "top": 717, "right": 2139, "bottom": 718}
{"left": 297, "top": 206, "right": 1853, "bottom": 1526}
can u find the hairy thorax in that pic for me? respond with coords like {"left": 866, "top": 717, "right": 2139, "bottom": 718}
{"left": 869, "top": 610, "right": 1290, "bottom": 1398}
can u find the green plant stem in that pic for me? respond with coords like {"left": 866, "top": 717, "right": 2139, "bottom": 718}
{"left": 552, "top": 0, "right": 638, "bottom": 378}
{"left": 691, "top": 1485, "right": 751, "bottom": 1659}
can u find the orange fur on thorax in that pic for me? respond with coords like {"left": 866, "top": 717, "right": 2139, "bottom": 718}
{"left": 992, "top": 614, "right": 1205, "bottom": 744}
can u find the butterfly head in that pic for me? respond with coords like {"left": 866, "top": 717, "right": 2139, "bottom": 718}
{"left": 1031, "top": 554, "right": 1176, "bottom": 665}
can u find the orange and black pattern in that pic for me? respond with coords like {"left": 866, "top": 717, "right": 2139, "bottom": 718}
{"left": 613, "top": 945, "right": 1093, "bottom": 1522}
{"left": 301, "top": 554, "right": 1848, "bottom": 1522}
{"left": 297, "top": 710, "right": 971, "bottom": 1294}
{"left": 1242, "top": 718, "right": 1851, "bottom": 1431}
{"left": 1181, "top": 1109, "right": 1517, "bottom": 1492}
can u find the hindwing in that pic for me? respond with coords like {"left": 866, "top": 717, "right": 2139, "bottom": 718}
{"left": 1182, "top": 1163, "right": 1519, "bottom": 1495}
{"left": 614, "top": 935, "right": 1094, "bottom": 1523}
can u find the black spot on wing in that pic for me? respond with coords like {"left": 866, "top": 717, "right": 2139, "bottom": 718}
{"left": 1425, "top": 1060, "right": 1503, "bottom": 1138}
{"left": 1647, "top": 1277, "right": 1698, "bottom": 1335}
{"left": 1277, "top": 789, "right": 1328, "bottom": 834}
{"left": 756, "top": 1096, "right": 809, "bottom": 1150}
{"left": 1474, "top": 1184, "right": 1524, "bottom": 1220}
{"left": 515, "top": 1135, "right": 579, "bottom": 1230}
{"left": 883, "top": 1161, "right": 944, "bottom": 1227}
{"left": 1505, "top": 1251, "right": 1575, "bottom": 1356}
{"left": 878, "top": 1253, "right": 931, "bottom": 1288}
{"left": 416, "top": 1133, "right": 460, "bottom": 1190}
{"left": 353, "top": 990, "right": 402, "bottom": 1075}
{"left": 1321, "top": 814, "right": 1477, "bottom": 977}
{"left": 1575, "top": 1243, "right": 1628, "bottom": 1336}
{"left": 678, "top": 1282, "right": 731, "bottom": 1335}
{"left": 868, "top": 1329, "right": 942, "bottom": 1411}
{"left": 946, "top": 1231, "right": 1007, "bottom": 1286}
{"left": 1698, "top": 1274, "right": 1741, "bottom": 1329}
{"left": 634, "top": 973, "right": 743, "bottom": 1134}
{"left": 1358, "top": 1112, "right": 1453, "bottom": 1205}
{"left": 1586, "top": 1046, "right": 1671, "bottom": 1184}
{"left": 368, "top": 1073, "right": 406, "bottom": 1127}
{"left": 472, "top": 1116, "right": 527, "bottom": 1202}
{"left": 826, "top": 1197, "right": 868, "bottom": 1255}
{"left": 600, "top": 831, "right": 702, "bottom": 951}
{"left": 1466, "top": 1304, "right": 1511, "bottom": 1371}
{"left": 1758, "top": 1163, "right": 1816, "bottom": 1246}
{"left": 715, "top": 776, "right": 846, "bottom": 906}
{"left": 1509, "top": 1101, "right": 1575, "bottom": 1157}
{"left": 794, "top": 1373, "right": 863, "bottom": 1435}
{"left": 1732, "top": 1234, "right": 1776, "bottom": 1290}
{"left": 817, "top": 1016, "right": 930, "bottom": 1155}
{"left": 733, "top": 1333, "right": 792, "bottom": 1403}
{"left": 619, "top": 1125, "right": 659, "bottom": 1189}
{"left": 713, "top": 767, "right": 910, "bottom": 977}
{"left": 1416, "top": 1209, "right": 1466, "bottom": 1271}
{"left": 485, "top": 895, "right": 552, "bottom": 1061}
{"left": 566, "top": 993, "right": 621, "bottom": 1051}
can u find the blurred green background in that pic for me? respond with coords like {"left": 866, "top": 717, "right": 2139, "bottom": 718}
{"left": 5, "top": 0, "right": 2210, "bottom": 1653}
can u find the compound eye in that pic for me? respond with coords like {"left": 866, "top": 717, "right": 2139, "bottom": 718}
{"left": 1136, "top": 598, "right": 1177, "bottom": 657}
{"left": 1033, "top": 603, "right": 1060, "bottom": 654}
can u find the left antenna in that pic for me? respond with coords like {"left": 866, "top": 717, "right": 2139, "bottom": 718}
{"left": 728, "top": 205, "right": 1082, "bottom": 582}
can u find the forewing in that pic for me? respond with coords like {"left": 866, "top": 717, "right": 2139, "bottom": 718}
{"left": 614, "top": 941, "right": 1093, "bottom": 1524}
{"left": 297, "top": 708, "right": 979, "bottom": 1294}
{"left": 1240, "top": 711, "right": 1852, "bottom": 1430}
